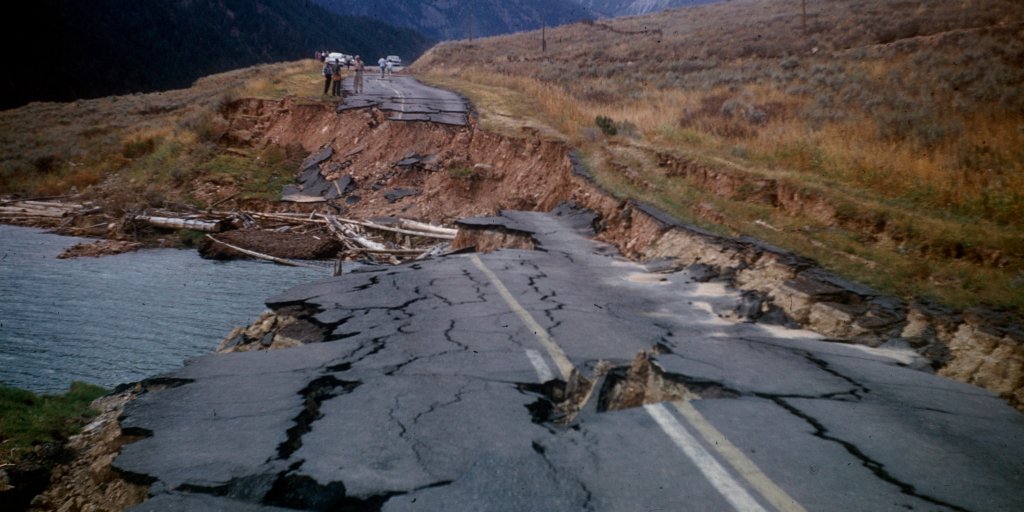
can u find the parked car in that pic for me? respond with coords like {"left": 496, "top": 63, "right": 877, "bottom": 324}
{"left": 326, "top": 52, "right": 349, "bottom": 66}
{"left": 386, "top": 55, "right": 402, "bottom": 66}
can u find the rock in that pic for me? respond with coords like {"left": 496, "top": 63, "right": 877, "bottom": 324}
{"left": 300, "top": 146, "right": 333, "bottom": 170}
{"left": 259, "top": 331, "right": 275, "bottom": 347}
{"left": 384, "top": 188, "right": 421, "bottom": 203}
{"left": 774, "top": 278, "right": 848, "bottom": 323}
{"left": 808, "top": 302, "right": 872, "bottom": 342}
{"left": 687, "top": 263, "right": 719, "bottom": 283}
{"left": 733, "top": 290, "right": 765, "bottom": 321}
{"left": 940, "top": 323, "right": 1024, "bottom": 409}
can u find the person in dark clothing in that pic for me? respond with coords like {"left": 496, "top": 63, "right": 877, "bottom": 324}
{"left": 322, "top": 60, "right": 334, "bottom": 96}
{"left": 331, "top": 60, "right": 343, "bottom": 97}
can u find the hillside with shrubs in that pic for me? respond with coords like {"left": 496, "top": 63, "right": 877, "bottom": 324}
{"left": 414, "top": 0, "right": 1024, "bottom": 311}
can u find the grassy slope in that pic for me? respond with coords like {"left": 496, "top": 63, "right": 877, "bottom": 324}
{"left": 413, "top": 0, "right": 1024, "bottom": 312}
{"left": 0, "top": 382, "right": 107, "bottom": 465}
{"left": 0, "top": 61, "right": 328, "bottom": 214}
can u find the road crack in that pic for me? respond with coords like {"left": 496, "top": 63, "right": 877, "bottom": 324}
{"left": 769, "top": 397, "right": 972, "bottom": 512}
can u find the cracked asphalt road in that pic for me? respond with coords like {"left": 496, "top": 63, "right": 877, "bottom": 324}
{"left": 335, "top": 74, "right": 468, "bottom": 126}
{"left": 118, "top": 207, "right": 1024, "bottom": 511}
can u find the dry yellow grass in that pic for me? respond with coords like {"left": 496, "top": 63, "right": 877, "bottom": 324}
{"left": 0, "top": 61, "right": 327, "bottom": 207}
{"left": 414, "top": 0, "right": 1024, "bottom": 311}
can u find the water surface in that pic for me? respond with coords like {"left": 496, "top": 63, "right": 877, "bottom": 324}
{"left": 0, "top": 225, "right": 325, "bottom": 393}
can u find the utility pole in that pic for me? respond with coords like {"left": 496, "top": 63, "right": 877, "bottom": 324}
{"left": 802, "top": 0, "right": 807, "bottom": 36}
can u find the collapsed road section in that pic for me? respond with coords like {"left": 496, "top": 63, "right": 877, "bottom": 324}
{"left": 335, "top": 74, "right": 469, "bottom": 126}
{"left": 116, "top": 207, "right": 1024, "bottom": 511}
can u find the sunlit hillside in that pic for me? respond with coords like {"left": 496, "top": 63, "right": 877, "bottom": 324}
{"left": 414, "top": 0, "right": 1024, "bottom": 311}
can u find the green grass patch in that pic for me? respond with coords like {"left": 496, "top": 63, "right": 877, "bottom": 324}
{"left": 447, "top": 166, "right": 480, "bottom": 179}
{"left": 0, "top": 382, "right": 108, "bottom": 464}
{"left": 199, "top": 149, "right": 294, "bottom": 200}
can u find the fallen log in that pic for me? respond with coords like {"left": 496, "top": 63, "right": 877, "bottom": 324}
{"left": 204, "top": 235, "right": 324, "bottom": 269}
{"left": 321, "top": 216, "right": 360, "bottom": 251}
{"left": 349, "top": 247, "right": 429, "bottom": 255}
{"left": 318, "top": 215, "right": 387, "bottom": 251}
{"left": 0, "top": 206, "right": 68, "bottom": 218}
{"left": 135, "top": 215, "right": 223, "bottom": 233}
{"left": 395, "top": 219, "right": 459, "bottom": 237}
{"left": 337, "top": 216, "right": 456, "bottom": 240}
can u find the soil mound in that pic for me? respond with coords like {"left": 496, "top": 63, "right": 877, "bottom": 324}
{"left": 198, "top": 230, "right": 341, "bottom": 260}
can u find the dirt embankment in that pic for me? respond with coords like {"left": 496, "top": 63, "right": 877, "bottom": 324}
{"left": 221, "top": 97, "right": 581, "bottom": 224}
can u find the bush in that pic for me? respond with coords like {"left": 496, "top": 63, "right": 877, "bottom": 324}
{"left": 447, "top": 166, "right": 478, "bottom": 179}
{"left": 122, "top": 137, "right": 158, "bottom": 159}
{"left": 595, "top": 115, "right": 618, "bottom": 136}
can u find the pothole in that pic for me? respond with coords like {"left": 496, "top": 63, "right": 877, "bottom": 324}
{"left": 519, "top": 349, "right": 738, "bottom": 425}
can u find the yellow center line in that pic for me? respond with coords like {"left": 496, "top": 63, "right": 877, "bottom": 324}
{"left": 469, "top": 253, "right": 806, "bottom": 512}
{"left": 672, "top": 401, "right": 808, "bottom": 512}
{"left": 470, "top": 254, "right": 574, "bottom": 380}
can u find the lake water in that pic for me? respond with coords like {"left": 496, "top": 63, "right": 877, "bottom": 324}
{"left": 0, "top": 225, "right": 326, "bottom": 393}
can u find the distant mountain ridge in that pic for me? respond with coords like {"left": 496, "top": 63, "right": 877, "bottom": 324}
{"left": 310, "top": 0, "right": 593, "bottom": 41}
{"left": 575, "top": 0, "right": 720, "bottom": 17}
{"left": 3, "top": 0, "right": 432, "bottom": 110}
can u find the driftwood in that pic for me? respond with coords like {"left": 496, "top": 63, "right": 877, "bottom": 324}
{"left": 233, "top": 212, "right": 455, "bottom": 240}
{"left": 336, "top": 216, "right": 455, "bottom": 240}
{"left": 320, "top": 215, "right": 361, "bottom": 251}
{"left": 0, "top": 206, "right": 68, "bottom": 218}
{"left": 395, "top": 219, "right": 458, "bottom": 237}
{"left": 319, "top": 215, "right": 387, "bottom": 251}
{"left": 135, "top": 215, "right": 223, "bottom": 233}
{"left": 0, "top": 200, "right": 85, "bottom": 218}
{"left": 350, "top": 247, "right": 429, "bottom": 255}
{"left": 204, "top": 235, "right": 324, "bottom": 269}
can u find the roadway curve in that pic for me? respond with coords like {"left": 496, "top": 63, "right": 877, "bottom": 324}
{"left": 116, "top": 207, "right": 1024, "bottom": 511}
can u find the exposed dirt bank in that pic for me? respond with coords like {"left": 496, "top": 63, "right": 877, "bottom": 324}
{"left": 26, "top": 391, "right": 147, "bottom": 512}
{"left": 222, "top": 97, "right": 580, "bottom": 223}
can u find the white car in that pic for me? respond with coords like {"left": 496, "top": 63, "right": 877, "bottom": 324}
{"left": 326, "top": 52, "right": 349, "bottom": 66}
{"left": 386, "top": 55, "right": 402, "bottom": 66}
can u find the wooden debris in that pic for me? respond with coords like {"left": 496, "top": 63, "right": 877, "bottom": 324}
{"left": 134, "top": 215, "right": 223, "bottom": 233}
{"left": 0, "top": 200, "right": 86, "bottom": 219}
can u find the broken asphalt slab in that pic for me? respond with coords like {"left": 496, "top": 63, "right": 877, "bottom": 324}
{"left": 336, "top": 76, "right": 469, "bottom": 126}
{"left": 117, "top": 207, "right": 1024, "bottom": 511}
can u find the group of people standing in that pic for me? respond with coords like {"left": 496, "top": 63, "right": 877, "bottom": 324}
{"left": 321, "top": 55, "right": 366, "bottom": 97}
{"left": 317, "top": 51, "right": 399, "bottom": 98}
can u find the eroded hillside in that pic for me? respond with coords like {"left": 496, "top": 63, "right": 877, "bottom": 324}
{"left": 413, "top": 0, "right": 1024, "bottom": 313}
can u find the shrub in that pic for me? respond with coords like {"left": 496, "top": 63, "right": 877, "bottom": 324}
{"left": 595, "top": 115, "right": 618, "bottom": 136}
{"left": 447, "top": 166, "right": 478, "bottom": 179}
{"left": 122, "top": 136, "right": 157, "bottom": 159}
